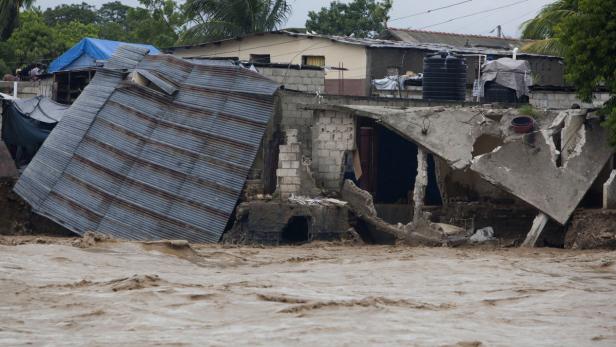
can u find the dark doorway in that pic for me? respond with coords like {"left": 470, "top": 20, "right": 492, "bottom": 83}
{"left": 356, "top": 117, "right": 442, "bottom": 206}
{"left": 280, "top": 216, "right": 310, "bottom": 244}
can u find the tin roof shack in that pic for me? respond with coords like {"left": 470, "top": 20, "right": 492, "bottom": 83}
{"left": 15, "top": 45, "right": 280, "bottom": 243}
{"left": 168, "top": 31, "right": 564, "bottom": 98}
{"left": 49, "top": 38, "right": 160, "bottom": 104}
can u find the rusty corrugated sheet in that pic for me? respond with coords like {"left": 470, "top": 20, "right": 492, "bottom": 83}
{"left": 15, "top": 46, "right": 279, "bottom": 243}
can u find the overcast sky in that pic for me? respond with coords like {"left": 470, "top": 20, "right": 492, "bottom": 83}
{"left": 33, "top": 0, "right": 555, "bottom": 38}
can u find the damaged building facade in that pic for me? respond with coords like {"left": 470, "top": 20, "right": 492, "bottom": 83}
{"left": 6, "top": 41, "right": 615, "bottom": 249}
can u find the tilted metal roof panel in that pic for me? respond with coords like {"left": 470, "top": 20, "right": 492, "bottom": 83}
{"left": 15, "top": 47, "right": 279, "bottom": 242}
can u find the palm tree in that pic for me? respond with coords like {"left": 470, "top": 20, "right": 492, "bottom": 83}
{"left": 0, "top": 0, "right": 33, "bottom": 40}
{"left": 519, "top": 0, "right": 579, "bottom": 56}
{"left": 182, "top": 0, "right": 291, "bottom": 44}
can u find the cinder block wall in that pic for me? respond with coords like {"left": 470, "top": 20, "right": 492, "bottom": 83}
{"left": 276, "top": 90, "right": 471, "bottom": 159}
{"left": 529, "top": 91, "right": 610, "bottom": 109}
{"left": 311, "top": 111, "right": 355, "bottom": 191}
{"left": 258, "top": 67, "right": 325, "bottom": 93}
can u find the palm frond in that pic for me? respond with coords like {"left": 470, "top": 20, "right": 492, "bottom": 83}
{"left": 521, "top": 38, "right": 566, "bottom": 56}
{"left": 520, "top": 0, "right": 578, "bottom": 39}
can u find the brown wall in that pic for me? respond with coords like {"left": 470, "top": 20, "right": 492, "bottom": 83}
{"left": 324, "top": 79, "right": 368, "bottom": 96}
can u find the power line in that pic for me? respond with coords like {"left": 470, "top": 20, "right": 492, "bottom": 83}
{"left": 390, "top": 0, "right": 473, "bottom": 22}
{"left": 417, "top": 0, "right": 530, "bottom": 30}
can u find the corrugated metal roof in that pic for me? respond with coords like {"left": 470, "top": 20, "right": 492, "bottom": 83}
{"left": 168, "top": 30, "right": 562, "bottom": 59}
{"left": 15, "top": 45, "right": 280, "bottom": 243}
{"left": 385, "top": 28, "right": 528, "bottom": 50}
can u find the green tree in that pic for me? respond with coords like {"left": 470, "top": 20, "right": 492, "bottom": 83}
{"left": 125, "top": 0, "right": 187, "bottom": 47}
{"left": 520, "top": 0, "right": 578, "bottom": 56}
{"left": 305, "top": 0, "right": 392, "bottom": 38}
{"left": 43, "top": 2, "right": 98, "bottom": 26}
{"left": 0, "top": 0, "right": 34, "bottom": 40}
{"left": 182, "top": 0, "right": 291, "bottom": 43}
{"left": 54, "top": 21, "right": 100, "bottom": 47}
{"left": 6, "top": 10, "right": 64, "bottom": 68}
{"left": 96, "top": 1, "right": 133, "bottom": 42}
{"left": 557, "top": 0, "right": 616, "bottom": 143}
{"left": 97, "top": 1, "right": 131, "bottom": 23}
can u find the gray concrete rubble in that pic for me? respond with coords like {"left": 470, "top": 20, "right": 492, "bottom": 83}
{"left": 471, "top": 115, "right": 613, "bottom": 225}
{"left": 336, "top": 105, "right": 492, "bottom": 170}
{"left": 332, "top": 104, "right": 613, "bottom": 227}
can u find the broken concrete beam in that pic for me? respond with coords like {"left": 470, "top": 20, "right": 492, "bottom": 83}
{"left": 413, "top": 148, "right": 428, "bottom": 223}
{"left": 337, "top": 105, "right": 488, "bottom": 170}
{"left": 522, "top": 213, "right": 549, "bottom": 247}
{"left": 603, "top": 170, "right": 616, "bottom": 209}
{"left": 471, "top": 117, "right": 614, "bottom": 225}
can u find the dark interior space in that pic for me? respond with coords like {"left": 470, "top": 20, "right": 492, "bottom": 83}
{"left": 53, "top": 70, "right": 95, "bottom": 105}
{"left": 356, "top": 117, "right": 442, "bottom": 206}
{"left": 375, "top": 124, "right": 417, "bottom": 204}
{"left": 425, "top": 154, "right": 443, "bottom": 206}
{"left": 280, "top": 216, "right": 310, "bottom": 244}
{"left": 580, "top": 160, "right": 612, "bottom": 208}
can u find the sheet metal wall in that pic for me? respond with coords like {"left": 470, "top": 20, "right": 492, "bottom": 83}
{"left": 15, "top": 45, "right": 279, "bottom": 243}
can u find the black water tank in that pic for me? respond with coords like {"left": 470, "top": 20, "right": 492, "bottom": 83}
{"left": 422, "top": 51, "right": 467, "bottom": 101}
{"left": 483, "top": 81, "right": 518, "bottom": 103}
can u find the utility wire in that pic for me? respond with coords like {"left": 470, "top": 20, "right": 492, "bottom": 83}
{"left": 417, "top": 0, "right": 530, "bottom": 30}
{"left": 390, "top": 0, "right": 473, "bottom": 22}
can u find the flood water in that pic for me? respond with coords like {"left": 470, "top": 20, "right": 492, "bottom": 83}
{"left": 1, "top": 236, "right": 615, "bottom": 346}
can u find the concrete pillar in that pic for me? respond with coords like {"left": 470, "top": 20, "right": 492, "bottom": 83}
{"left": 413, "top": 148, "right": 428, "bottom": 223}
{"left": 603, "top": 170, "right": 616, "bottom": 209}
{"left": 521, "top": 213, "right": 549, "bottom": 247}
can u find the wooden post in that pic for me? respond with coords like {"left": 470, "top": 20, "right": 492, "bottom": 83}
{"left": 413, "top": 148, "right": 428, "bottom": 223}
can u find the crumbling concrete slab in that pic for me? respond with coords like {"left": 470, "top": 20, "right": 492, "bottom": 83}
{"left": 338, "top": 105, "right": 495, "bottom": 170}
{"left": 471, "top": 117, "right": 614, "bottom": 224}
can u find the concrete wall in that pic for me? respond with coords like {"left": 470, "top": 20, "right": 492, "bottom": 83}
{"left": 530, "top": 90, "right": 611, "bottom": 109}
{"left": 257, "top": 67, "right": 324, "bottom": 93}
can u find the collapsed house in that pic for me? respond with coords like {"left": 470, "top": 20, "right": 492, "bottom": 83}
{"left": 229, "top": 101, "right": 615, "bottom": 247}
{"left": 9, "top": 43, "right": 615, "bottom": 247}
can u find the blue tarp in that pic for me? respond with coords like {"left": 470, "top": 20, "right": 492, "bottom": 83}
{"left": 48, "top": 38, "right": 160, "bottom": 73}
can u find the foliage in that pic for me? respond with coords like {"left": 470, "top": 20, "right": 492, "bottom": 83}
{"left": 0, "top": 0, "right": 33, "bottom": 40}
{"left": 97, "top": 1, "right": 131, "bottom": 23}
{"left": 43, "top": 2, "right": 97, "bottom": 26}
{"left": 519, "top": 0, "right": 578, "bottom": 56}
{"left": 6, "top": 10, "right": 64, "bottom": 68}
{"left": 557, "top": 0, "right": 616, "bottom": 144}
{"left": 518, "top": 104, "right": 539, "bottom": 118}
{"left": 305, "top": 0, "right": 392, "bottom": 38}
{"left": 182, "top": 0, "right": 291, "bottom": 43}
{"left": 126, "top": 0, "right": 187, "bottom": 47}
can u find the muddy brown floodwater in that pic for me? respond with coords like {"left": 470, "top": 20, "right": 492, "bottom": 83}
{"left": 1, "top": 236, "right": 616, "bottom": 346}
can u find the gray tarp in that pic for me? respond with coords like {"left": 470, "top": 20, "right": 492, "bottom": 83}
{"left": 1, "top": 96, "right": 69, "bottom": 166}
{"left": 480, "top": 58, "right": 532, "bottom": 98}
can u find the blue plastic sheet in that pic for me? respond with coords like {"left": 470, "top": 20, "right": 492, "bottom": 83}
{"left": 49, "top": 38, "right": 160, "bottom": 73}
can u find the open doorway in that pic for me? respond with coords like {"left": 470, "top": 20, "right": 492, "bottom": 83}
{"left": 356, "top": 117, "right": 442, "bottom": 223}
